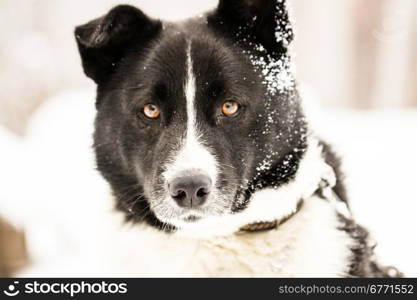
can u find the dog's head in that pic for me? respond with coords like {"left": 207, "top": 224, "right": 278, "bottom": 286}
{"left": 75, "top": 0, "right": 307, "bottom": 233}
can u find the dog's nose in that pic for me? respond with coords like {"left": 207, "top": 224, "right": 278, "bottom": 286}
{"left": 169, "top": 173, "right": 212, "bottom": 208}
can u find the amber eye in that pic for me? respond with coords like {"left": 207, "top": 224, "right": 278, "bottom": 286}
{"left": 221, "top": 101, "right": 240, "bottom": 117}
{"left": 143, "top": 104, "right": 160, "bottom": 119}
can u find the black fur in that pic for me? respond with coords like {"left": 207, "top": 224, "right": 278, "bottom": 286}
{"left": 337, "top": 214, "right": 402, "bottom": 278}
{"left": 75, "top": 5, "right": 162, "bottom": 84}
{"left": 209, "top": 0, "right": 293, "bottom": 58}
{"left": 319, "top": 140, "right": 348, "bottom": 203}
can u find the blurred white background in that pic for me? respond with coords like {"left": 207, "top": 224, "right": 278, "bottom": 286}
{"left": 0, "top": 0, "right": 416, "bottom": 276}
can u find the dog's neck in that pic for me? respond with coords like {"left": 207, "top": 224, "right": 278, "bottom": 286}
{"left": 175, "top": 136, "right": 338, "bottom": 238}
{"left": 104, "top": 145, "right": 353, "bottom": 276}
{"left": 238, "top": 200, "right": 304, "bottom": 233}
{"left": 99, "top": 138, "right": 353, "bottom": 276}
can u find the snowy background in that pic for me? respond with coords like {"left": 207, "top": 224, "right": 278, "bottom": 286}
{"left": 0, "top": 0, "right": 416, "bottom": 276}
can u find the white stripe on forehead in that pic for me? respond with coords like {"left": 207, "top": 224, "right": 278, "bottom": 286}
{"left": 162, "top": 42, "right": 218, "bottom": 183}
{"left": 185, "top": 43, "right": 197, "bottom": 147}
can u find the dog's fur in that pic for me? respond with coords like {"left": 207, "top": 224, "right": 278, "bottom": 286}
{"left": 74, "top": 0, "right": 398, "bottom": 277}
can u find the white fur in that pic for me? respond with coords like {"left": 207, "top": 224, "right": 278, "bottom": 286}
{"left": 23, "top": 197, "right": 353, "bottom": 278}
{"left": 85, "top": 196, "right": 352, "bottom": 277}
{"left": 162, "top": 44, "right": 218, "bottom": 184}
{"left": 42, "top": 199, "right": 350, "bottom": 278}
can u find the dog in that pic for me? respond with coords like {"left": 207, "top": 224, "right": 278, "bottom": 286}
{"left": 74, "top": 0, "right": 399, "bottom": 277}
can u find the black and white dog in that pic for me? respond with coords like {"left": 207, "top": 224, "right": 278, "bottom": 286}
{"left": 75, "top": 0, "right": 398, "bottom": 277}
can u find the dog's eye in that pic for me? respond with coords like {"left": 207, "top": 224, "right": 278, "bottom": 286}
{"left": 221, "top": 101, "right": 240, "bottom": 117}
{"left": 143, "top": 104, "right": 160, "bottom": 119}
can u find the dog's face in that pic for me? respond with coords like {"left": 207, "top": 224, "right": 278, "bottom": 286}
{"left": 75, "top": 0, "right": 307, "bottom": 232}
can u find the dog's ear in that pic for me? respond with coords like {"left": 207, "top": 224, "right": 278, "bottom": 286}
{"left": 75, "top": 5, "right": 161, "bottom": 84}
{"left": 209, "top": 0, "right": 293, "bottom": 56}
